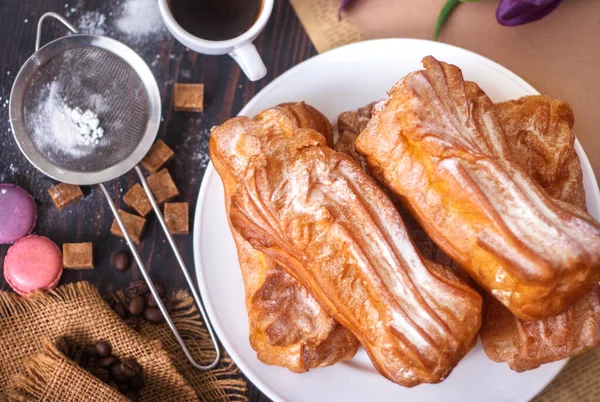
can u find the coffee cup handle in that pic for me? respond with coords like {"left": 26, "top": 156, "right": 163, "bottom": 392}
{"left": 229, "top": 43, "right": 267, "bottom": 81}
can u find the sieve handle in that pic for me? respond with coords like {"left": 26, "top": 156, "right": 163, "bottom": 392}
{"left": 36, "top": 12, "right": 80, "bottom": 51}
{"left": 133, "top": 166, "right": 221, "bottom": 369}
{"left": 99, "top": 171, "right": 221, "bottom": 371}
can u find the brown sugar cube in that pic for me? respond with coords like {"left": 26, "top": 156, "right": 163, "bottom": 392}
{"left": 123, "top": 184, "right": 153, "bottom": 217}
{"left": 110, "top": 210, "right": 147, "bottom": 244}
{"left": 164, "top": 202, "right": 189, "bottom": 234}
{"left": 147, "top": 169, "right": 180, "bottom": 205}
{"left": 141, "top": 139, "right": 175, "bottom": 173}
{"left": 174, "top": 83, "right": 204, "bottom": 112}
{"left": 63, "top": 242, "right": 94, "bottom": 269}
{"left": 48, "top": 183, "right": 83, "bottom": 210}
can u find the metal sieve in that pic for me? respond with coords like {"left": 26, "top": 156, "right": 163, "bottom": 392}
{"left": 10, "top": 12, "right": 220, "bottom": 370}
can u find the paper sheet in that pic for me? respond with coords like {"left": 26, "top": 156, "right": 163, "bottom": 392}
{"left": 288, "top": 0, "right": 364, "bottom": 53}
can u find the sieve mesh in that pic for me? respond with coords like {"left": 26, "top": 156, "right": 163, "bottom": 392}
{"left": 23, "top": 46, "right": 149, "bottom": 172}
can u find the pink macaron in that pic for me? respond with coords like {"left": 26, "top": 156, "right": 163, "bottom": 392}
{"left": 0, "top": 183, "right": 37, "bottom": 244}
{"left": 4, "top": 235, "right": 63, "bottom": 296}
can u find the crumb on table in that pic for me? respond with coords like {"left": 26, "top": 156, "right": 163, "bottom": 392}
{"left": 48, "top": 183, "right": 83, "bottom": 210}
{"left": 164, "top": 202, "right": 189, "bottom": 234}
{"left": 174, "top": 83, "right": 204, "bottom": 112}
{"left": 63, "top": 242, "right": 94, "bottom": 269}
{"left": 123, "top": 183, "right": 153, "bottom": 217}
{"left": 141, "top": 139, "right": 175, "bottom": 173}
{"left": 147, "top": 169, "right": 180, "bottom": 205}
{"left": 110, "top": 210, "right": 147, "bottom": 244}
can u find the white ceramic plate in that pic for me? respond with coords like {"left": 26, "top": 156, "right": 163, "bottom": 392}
{"left": 193, "top": 39, "right": 600, "bottom": 402}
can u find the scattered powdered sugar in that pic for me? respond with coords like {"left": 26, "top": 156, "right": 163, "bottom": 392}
{"left": 198, "top": 150, "right": 210, "bottom": 169}
{"left": 0, "top": 163, "right": 21, "bottom": 182}
{"left": 116, "top": 0, "right": 168, "bottom": 40}
{"left": 195, "top": 128, "right": 211, "bottom": 172}
{"left": 78, "top": 11, "right": 106, "bottom": 35}
{"left": 171, "top": 123, "right": 210, "bottom": 183}
{"left": 74, "top": 0, "right": 168, "bottom": 45}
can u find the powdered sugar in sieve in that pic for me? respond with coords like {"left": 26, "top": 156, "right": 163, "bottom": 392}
{"left": 33, "top": 80, "right": 106, "bottom": 158}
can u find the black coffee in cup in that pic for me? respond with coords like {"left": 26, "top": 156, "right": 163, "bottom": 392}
{"left": 168, "top": 0, "right": 262, "bottom": 41}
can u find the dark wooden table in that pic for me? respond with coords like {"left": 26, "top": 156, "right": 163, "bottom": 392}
{"left": 0, "top": 1, "right": 316, "bottom": 400}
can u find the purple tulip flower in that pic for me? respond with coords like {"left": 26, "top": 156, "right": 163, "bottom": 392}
{"left": 496, "top": 0, "right": 563, "bottom": 26}
{"left": 338, "top": 0, "right": 352, "bottom": 20}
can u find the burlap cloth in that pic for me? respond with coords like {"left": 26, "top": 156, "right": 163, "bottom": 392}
{"left": 0, "top": 282, "right": 247, "bottom": 401}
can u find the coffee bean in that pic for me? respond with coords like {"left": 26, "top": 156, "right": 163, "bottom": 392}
{"left": 81, "top": 354, "right": 89, "bottom": 369}
{"left": 121, "top": 358, "right": 142, "bottom": 377}
{"left": 124, "top": 390, "right": 140, "bottom": 402}
{"left": 73, "top": 347, "right": 85, "bottom": 367}
{"left": 148, "top": 295, "right": 170, "bottom": 308}
{"left": 146, "top": 297, "right": 173, "bottom": 313}
{"left": 129, "top": 375, "right": 144, "bottom": 391}
{"left": 128, "top": 295, "right": 146, "bottom": 317}
{"left": 143, "top": 307, "right": 165, "bottom": 324}
{"left": 125, "top": 280, "right": 149, "bottom": 298}
{"left": 134, "top": 320, "right": 142, "bottom": 332}
{"left": 83, "top": 344, "right": 99, "bottom": 357}
{"left": 56, "top": 337, "right": 71, "bottom": 356}
{"left": 68, "top": 344, "right": 78, "bottom": 359}
{"left": 111, "top": 363, "right": 129, "bottom": 384}
{"left": 114, "top": 251, "right": 131, "bottom": 272}
{"left": 95, "top": 341, "right": 111, "bottom": 357}
{"left": 153, "top": 282, "right": 166, "bottom": 298}
{"left": 128, "top": 316, "right": 143, "bottom": 332}
{"left": 147, "top": 294, "right": 158, "bottom": 307}
{"left": 113, "top": 374, "right": 130, "bottom": 385}
{"left": 85, "top": 357, "right": 97, "bottom": 371}
{"left": 165, "top": 299, "right": 175, "bottom": 314}
{"left": 97, "top": 356, "right": 119, "bottom": 368}
{"left": 111, "top": 363, "right": 124, "bottom": 377}
{"left": 91, "top": 367, "right": 110, "bottom": 382}
{"left": 113, "top": 302, "right": 129, "bottom": 319}
{"left": 118, "top": 382, "right": 129, "bottom": 393}
{"left": 107, "top": 379, "right": 119, "bottom": 391}
{"left": 104, "top": 296, "right": 115, "bottom": 308}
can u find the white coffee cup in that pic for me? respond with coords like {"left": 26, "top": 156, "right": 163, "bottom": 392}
{"left": 157, "top": 0, "right": 273, "bottom": 81}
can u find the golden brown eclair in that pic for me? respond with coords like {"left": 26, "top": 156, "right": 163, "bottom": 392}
{"left": 482, "top": 286, "right": 600, "bottom": 372}
{"left": 335, "top": 102, "right": 374, "bottom": 172}
{"left": 213, "top": 104, "right": 482, "bottom": 387}
{"left": 481, "top": 95, "right": 600, "bottom": 371}
{"left": 496, "top": 95, "right": 586, "bottom": 210}
{"left": 355, "top": 56, "right": 600, "bottom": 321}
{"left": 210, "top": 102, "right": 358, "bottom": 372}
